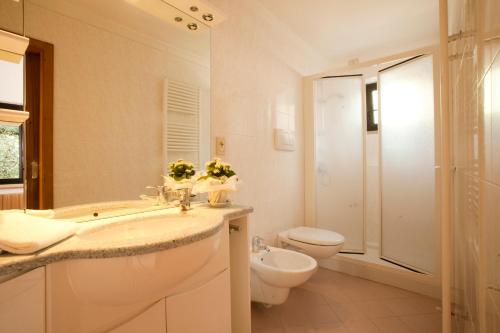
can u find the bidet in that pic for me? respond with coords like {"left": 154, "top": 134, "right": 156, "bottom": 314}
{"left": 250, "top": 246, "right": 317, "bottom": 305}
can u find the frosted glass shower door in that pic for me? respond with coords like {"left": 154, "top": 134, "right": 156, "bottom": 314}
{"left": 379, "top": 55, "right": 436, "bottom": 273}
{"left": 314, "top": 76, "right": 365, "bottom": 253}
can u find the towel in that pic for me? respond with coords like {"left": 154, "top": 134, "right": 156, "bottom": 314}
{"left": 0, "top": 212, "right": 77, "bottom": 254}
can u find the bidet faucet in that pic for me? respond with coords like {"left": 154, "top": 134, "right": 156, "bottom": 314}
{"left": 252, "top": 236, "right": 270, "bottom": 253}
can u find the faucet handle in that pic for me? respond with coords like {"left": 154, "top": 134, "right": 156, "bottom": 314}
{"left": 252, "top": 236, "right": 269, "bottom": 252}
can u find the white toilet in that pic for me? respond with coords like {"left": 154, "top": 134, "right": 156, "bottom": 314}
{"left": 250, "top": 246, "right": 317, "bottom": 305}
{"left": 278, "top": 226, "right": 345, "bottom": 259}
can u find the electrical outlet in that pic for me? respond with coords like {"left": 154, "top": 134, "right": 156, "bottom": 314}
{"left": 216, "top": 136, "right": 225, "bottom": 155}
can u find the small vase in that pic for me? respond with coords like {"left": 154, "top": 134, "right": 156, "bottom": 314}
{"left": 208, "top": 190, "right": 231, "bottom": 207}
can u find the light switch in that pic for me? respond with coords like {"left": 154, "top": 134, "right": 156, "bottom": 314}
{"left": 216, "top": 136, "right": 225, "bottom": 155}
{"left": 274, "top": 129, "right": 296, "bottom": 151}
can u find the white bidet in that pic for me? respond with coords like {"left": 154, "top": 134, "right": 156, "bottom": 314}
{"left": 250, "top": 246, "right": 317, "bottom": 305}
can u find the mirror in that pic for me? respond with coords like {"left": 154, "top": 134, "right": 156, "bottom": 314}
{"left": 0, "top": 0, "right": 211, "bottom": 216}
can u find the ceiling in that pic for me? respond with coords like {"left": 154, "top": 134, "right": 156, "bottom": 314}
{"left": 259, "top": 0, "right": 439, "bottom": 67}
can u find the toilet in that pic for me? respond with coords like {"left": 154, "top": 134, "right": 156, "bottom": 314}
{"left": 250, "top": 246, "right": 317, "bottom": 305}
{"left": 278, "top": 226, "right": 345, "bottom": 259}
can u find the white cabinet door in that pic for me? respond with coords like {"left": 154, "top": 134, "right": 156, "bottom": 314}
{"left": 110, "top": 299, "right": 166, "bottom": 333}
{"left": 0, "top": 267, "right": 45, "bottom": 333}
{"left": 166, "top": 270, "right": 231, "bottom": 333}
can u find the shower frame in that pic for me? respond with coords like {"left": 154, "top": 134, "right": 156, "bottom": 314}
{"left": 303, "top": 45, "right": 442, "bottom": 283}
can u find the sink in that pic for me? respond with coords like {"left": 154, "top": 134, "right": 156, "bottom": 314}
{"left": 58, "top": 213, "right": 222, "bottom": 306}
{"left": 52, "top": 200, "right": 166, "bottom": 222}
{"left": 77, "top": 213, "right": 202, "bottom": 242}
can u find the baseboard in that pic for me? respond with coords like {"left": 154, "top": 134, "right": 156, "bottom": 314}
{"left": 319, "top": 255, "right": 442, "bottom": 300}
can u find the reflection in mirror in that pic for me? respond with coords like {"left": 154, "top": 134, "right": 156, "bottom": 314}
{"left": 0, "top": 56, "right": 23, "bottom": 109}
{"left": 0, "top": 124, "right": 23, "bottom": 184}
{"left": 0, "top": 0, "right": 210, "bottom": 218}
{"left": 0, "top": 0, "right": 24, "bottom": 35}
{"left": 0, "top": 55, "right": 25, "bottom": 211}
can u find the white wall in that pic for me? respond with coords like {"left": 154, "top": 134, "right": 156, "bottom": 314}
{"left": 24, "top": 0, "right": 209, "bottom": 207}
{"left": 208, "top": 0, "right": 325, "bottom": 240}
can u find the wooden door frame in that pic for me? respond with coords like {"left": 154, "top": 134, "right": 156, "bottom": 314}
{"left": 26, "top": 38, "right": 53, "bottom": 209}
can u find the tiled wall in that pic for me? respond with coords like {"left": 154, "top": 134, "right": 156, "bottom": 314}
{"left": 449, "top": 0, "right": 500, "bottom": 331}
{"left": 208, "top": 0, "right": 327, "bottom": 240}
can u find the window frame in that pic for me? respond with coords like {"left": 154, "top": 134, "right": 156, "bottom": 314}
{"left": 0, "top": 105, "right": 24, "bottom": 185}
{"left": 366, "top": 82, "right": 378, "bottom": 132}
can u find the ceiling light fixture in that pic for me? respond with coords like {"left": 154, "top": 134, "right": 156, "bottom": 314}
{"left": 202, "top": 13, "right": 214, "bottom": 21}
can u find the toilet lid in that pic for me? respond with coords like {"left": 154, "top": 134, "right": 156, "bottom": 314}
{"left": 288, "top": 227, "right": 345, "bottom": 246}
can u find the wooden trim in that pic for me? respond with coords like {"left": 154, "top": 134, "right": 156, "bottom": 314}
{"left": 26, "top": 38, "right": 54, "bottom": 209}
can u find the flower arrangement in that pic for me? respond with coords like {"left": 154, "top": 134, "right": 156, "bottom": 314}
{"left": 167, "top": 159, "right": 196, "bottom": 181}
{"left": 194, "top": 158, "right": 239, "bottom": 207}
{"left": 199, "top": 158, "right": 236, "bottom": 181}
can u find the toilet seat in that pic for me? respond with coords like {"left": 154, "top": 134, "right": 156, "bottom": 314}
{"left": 287, "top": 227, "right": 344, "bottom": 246}
{"left": 278, "top": 227, "right": 345, "bottom": 259}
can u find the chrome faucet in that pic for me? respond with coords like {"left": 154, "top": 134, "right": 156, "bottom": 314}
{"left": 144, "top": 185, "right": 177, "bottom": 206}
{"left": 178, "top": 188, "right": 192, "bottom": 212}
{"left": 252, "top": 236, "right": 270, "bottom": 253}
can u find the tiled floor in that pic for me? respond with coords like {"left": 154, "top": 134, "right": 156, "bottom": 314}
{"left": 251, "top": 268, "right": 442, "bottom": 333}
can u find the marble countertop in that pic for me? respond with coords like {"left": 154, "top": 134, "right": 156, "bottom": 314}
{"left": 0, "top": 204, "right": 252, "bottom": 280}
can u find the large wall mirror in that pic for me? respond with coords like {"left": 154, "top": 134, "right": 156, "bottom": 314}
{"left": 0, "top": 0, "right": 211, "bottom": 211}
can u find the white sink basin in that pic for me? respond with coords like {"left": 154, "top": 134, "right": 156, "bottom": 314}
{"left": 77, "top": 213, "right": 201, "bottom": 242}
{"left": 59, "top": 213, "right": 222, "bottom": 306}
{"left": 52, "top": 200, "right": 163, "bottom": 222}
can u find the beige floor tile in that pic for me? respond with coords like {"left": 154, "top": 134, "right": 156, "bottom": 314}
{"left": 279, "top": 304, "right": 313, "bottom": 327}
{"left": 399, "top": 313, "right": 442, "bottom": 333}
{"left": 371, "top": 317, "right": 414, "bottom": 333}
{"left": 314, "top": 321, "right": 349, "bottom": 333}
{"left": 252, "top": 328, "right": 285, "bottom": 333}
{"left": 306, "top": 304, "right": 341, "bottom": 325}
{"left": 343, "top": 319, "right": 381, "bottom": 333}
{"left": 252, "top": 303, "right": 283, "bottom": 330}
{"left": 363, "top": 283, "right": 419, "bottom": 300}
{"left": 251, "top": 269, "right": 440, "bottom": 333}
{"left": 383, "top": 296, "right": 441, "bottom": 316}
{"left": 324, "top": 299, "right": 366, "bottom": 323}
{"left": 291, "top": 287, "right": 328, "bottom": 306}
{"left": 352, "top": 300, "right": 396, "bottom": 319}
{"left": 283, "top": 326, "right": 317, "bottom": 333}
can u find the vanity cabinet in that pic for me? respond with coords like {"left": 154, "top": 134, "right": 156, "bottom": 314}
{"left": 108, "top": 269, "right": 231, "bottom": 333}
{"left": 0, "top": 210, "right": 252, "bottom": 333}
{"left": 110, "top": 299, "right": 166, "bottom": 333}
{"left": 0, "top": 267, "right": 45, "bottom": 333}
{"left": 166, "top": 269, "right": 231, "bottom": 333}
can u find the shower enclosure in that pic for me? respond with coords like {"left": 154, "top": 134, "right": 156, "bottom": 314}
{"left": 314, "top": 75, "right": 365, "bottom": 253}
{"left": 310, "top": 52, "right": 440, "bottom": 274}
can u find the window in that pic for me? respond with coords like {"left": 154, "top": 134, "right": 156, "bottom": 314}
{"left": 0, "top": 124, "right": 23, "bottom": 184}
{"left": 366, "top": 82, "right": 378, "bottom": 132}
{"left": 0, "top": 55, "right": 24, "bottom": 185}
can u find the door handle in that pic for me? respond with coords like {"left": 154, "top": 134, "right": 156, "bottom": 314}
{"left": 31, "top": 161, "right": 39, "bottom": 179}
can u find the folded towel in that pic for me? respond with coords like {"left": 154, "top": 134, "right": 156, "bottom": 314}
{"left": 0, "top": 212, "right": 77, "bottom": 254}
